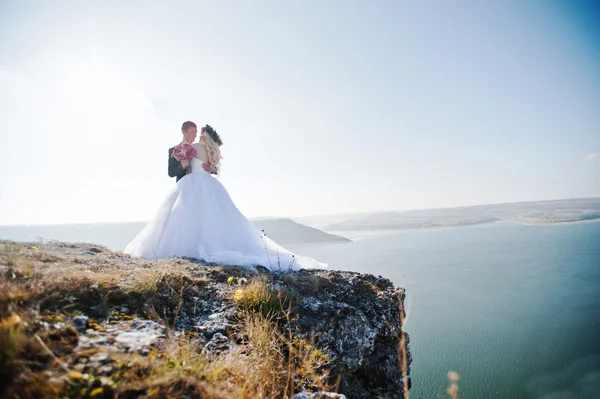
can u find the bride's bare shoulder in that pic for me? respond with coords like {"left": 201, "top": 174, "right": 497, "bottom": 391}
{"left": 194, "top": 142, "right": 207, "bottom": 160}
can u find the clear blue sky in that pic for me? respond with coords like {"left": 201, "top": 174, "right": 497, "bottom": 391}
{"left": 1, "top": 0, "right": 599, "bottom": 224}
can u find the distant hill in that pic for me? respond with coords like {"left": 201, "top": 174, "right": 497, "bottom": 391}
{"left": 324, "top": 198, "right": 600, "bottom": 231}
{"left": 251, "top": 218, "right": 351, "bottom": 244}
{"left": 325, "top": 213, "right": 499, "bottom": 231}
{"left": 293, "top": 212, "right": 379, "bottom": 229}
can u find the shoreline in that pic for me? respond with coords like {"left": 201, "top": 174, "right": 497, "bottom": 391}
{"left": 326, "top": 217, "right": 600, "bottom": 233}
{"left": 514, "top": 217, "right": 600, "bottom": 227}
{"left": 325, "top": 219, "right": 503, "bottom": 233}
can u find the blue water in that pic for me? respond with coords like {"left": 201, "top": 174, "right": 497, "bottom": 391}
{"left": 1, "top": 221, "right": 599, "bottom": 398}
{"left": 287, "top": 222, "right": 600, "bottom": 399}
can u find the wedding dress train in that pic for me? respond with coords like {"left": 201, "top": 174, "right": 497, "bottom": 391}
{"left": 124, "top": 158, "right": 325, "bottom": 271}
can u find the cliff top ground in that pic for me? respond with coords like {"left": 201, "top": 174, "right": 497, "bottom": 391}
{"left": 0, "top": 240, "right": 409, "bottom": 399}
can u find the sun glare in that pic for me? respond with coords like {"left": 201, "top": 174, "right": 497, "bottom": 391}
{"left": 64, "top": 61, "right": 153, "bottom": 125}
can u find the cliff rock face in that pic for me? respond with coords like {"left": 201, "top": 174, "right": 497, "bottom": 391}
{"left": 0, "top": 241, "right": 410, "bottom": 398}
{"left": 291, "top": 271, "right": 410, "bottom": 398}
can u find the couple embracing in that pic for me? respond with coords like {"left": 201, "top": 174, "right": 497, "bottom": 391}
{"left": 124, "top": 121, "right": 324, "bottom": 271}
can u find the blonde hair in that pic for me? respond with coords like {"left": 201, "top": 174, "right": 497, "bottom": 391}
{"left": 203, "top": 132, "right": 222, "bottom": 174}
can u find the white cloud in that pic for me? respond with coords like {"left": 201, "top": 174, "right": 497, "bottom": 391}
{"left": 584, "top": 153, "right": 600, "bottom": 161}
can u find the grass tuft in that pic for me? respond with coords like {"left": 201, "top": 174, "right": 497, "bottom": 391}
{"left": 233, "top": 276, "right": 289, "bottom": 317}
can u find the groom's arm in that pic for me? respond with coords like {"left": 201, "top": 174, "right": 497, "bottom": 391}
{"left": 168, "top": 148, "right": 187, "bottom": 179}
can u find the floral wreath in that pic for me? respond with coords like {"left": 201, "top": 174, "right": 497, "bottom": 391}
{"left": 202, "top": 125, "right": 223, "bottom": 146}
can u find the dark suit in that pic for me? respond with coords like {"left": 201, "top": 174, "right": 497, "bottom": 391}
{"left": 168, "top": 146, "right": 188, "bottom": 182}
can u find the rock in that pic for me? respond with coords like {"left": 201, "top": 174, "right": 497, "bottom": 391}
{"left": 76, "top": 334, "right": 109, "bottom": 350}
{"left": 288, "top": 271, "right": 409, "bottom": 399}
{"left": 70, "top": 270, "right": 409, "bottom": 398}
{"left": 48, "top": 375, "right": 69, "bottom": 391}
{"left": 114, "top": 320, "right": 166, "bottom": 353}
{"left": 194, "top": 308, "right": 237, "bottom": 338}
{"left": 89, "top": 352, "right": 110, "bottom": 364}
{"left": 72, "top": 316, "right": 89, "bottom": 332}
{"left": 73, "top": 364, "right": 86, "bottom": 372}
{"left": 204, "top": 332, "right": 230, "bottom": 353}
{"left": 1, "top": 240, "right": 410, "bottom": 398}
{"left": 98, "top": 364, "right": 116, "bottom": 375}
{"left": 293, "top": 392, "right": 347, "bottom": 399}
{"left": 76, "top": 319, "right": 166, "bottom": 354}
{"left": 315, "top": 394, "right": 347, "bottom": 399}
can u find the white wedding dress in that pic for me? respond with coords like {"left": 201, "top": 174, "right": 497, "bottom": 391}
{"left": 124, "top": 157, "right": 325, "bottom": 271}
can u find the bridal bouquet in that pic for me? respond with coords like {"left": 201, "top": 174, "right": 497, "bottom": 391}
{"left": 172, "top": 143, "right": 196, "bottom": 163}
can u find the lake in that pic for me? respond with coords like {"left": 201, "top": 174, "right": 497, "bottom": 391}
{"left": 2, "top": 221, "right": 599, "bottom": 398}
{"left": 287, "top": 222, "right": 600, "bottom": 399}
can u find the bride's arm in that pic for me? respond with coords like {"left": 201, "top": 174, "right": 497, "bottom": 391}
{"left": 194, "top": 142, "right": 216, "bottom": 174}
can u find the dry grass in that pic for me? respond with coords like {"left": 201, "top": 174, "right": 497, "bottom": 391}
{"left": 0, "top": 245, "right": 206, "bottom": 322}
{"left": 233, "top": 275, "right": 291, "bottom": 317}
{"left": 446, "top": 371, "right": 460, "bottom": 399}
{"left": 0, "top": 241, "right": 335, "bottom": 398}
{"left": 282, "top": 273, "right": 335, "bottom": 297}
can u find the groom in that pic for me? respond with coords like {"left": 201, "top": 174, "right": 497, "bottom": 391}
{"left": 168, "top": 121, "right": 197, "bottom": 182}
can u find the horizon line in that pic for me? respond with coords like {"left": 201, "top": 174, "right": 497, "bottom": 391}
{"left": 1, "top": 195, "right": 599, "bottom": 228}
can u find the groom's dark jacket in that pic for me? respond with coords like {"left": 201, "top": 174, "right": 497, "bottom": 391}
{"left": 168, "top": 146, "right": 188, "bottom": 182}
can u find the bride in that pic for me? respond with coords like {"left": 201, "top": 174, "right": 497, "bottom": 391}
{"left": 124, "top": 125, "right": 325, "bottom": 271}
